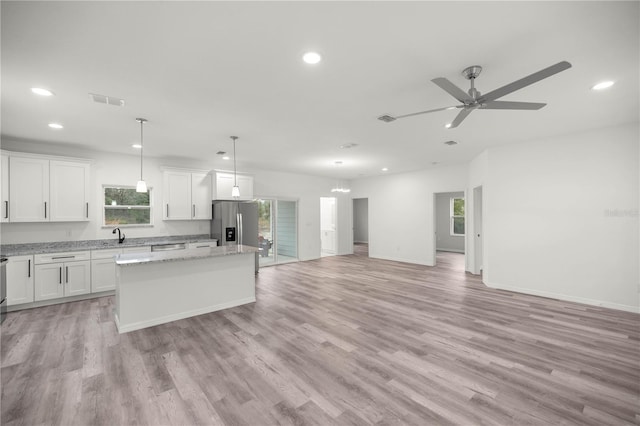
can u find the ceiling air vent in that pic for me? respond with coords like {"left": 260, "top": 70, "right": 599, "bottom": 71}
{"left": 89, "top": 93, "right": 125, "bottom": 107}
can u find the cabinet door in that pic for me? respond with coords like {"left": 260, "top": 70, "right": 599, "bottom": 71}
{"left": 91, "top": 258, "right": 117, "bottom": 292}
{"left": 1, "top": 154, "right": 8, "bottom": 222}
{"left": 65, "top": 261, "right": 91, "bottom": 296}
{"left": 191, "top": 173, "right": 212, "bottom": 219}
{"left": 215, "top": 172, "right": 235, "bottom": 200}
{"left": 163, "top": 171, "right": 191, "bottom": 220}
{"left": 35, "top": 263, "right": 65, "bottom": 301}
{"left": 50, "top": 161, "right": 90, "bottom": 222}
{"left": 237, "top": 175, "right": 254, "bottom": 200}
{"left": 9, "top": 156, "right": 49, "bottom": 222}
{"left": 6, "top": 255, "right": 34, "bottom": 305}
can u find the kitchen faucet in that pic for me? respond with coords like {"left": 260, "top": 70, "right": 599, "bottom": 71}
{"left": 112, "top": 227, "right": 125, "bottom": 244}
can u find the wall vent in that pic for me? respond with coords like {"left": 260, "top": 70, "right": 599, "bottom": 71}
{"left": 89, "top": 93, "right": 125, "bottom": 107}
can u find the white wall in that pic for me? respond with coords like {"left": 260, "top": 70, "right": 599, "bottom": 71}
{"left": 435, "top": 191, "right": 464, "bottom": 252}
{"left": 0, "top": 139, "right": 347, "bottom": 262}
{"left": 476, "top": 124, "right": 639, "bottom": 313}
{"left": 350, "top": 165, "right": 468, "bottom": 265}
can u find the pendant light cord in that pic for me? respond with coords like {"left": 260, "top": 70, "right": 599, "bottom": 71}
{"left": 139, "top": 120, "right": 144, "bottom": 180}
{"left": 231, "top": 136, "right": 238, "bottom": 186}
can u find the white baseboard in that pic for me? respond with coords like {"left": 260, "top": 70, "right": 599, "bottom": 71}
{"left": 485, "top": 281, "right": 640, "bottom": 314}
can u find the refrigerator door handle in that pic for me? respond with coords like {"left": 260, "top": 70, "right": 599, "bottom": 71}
{"left": 237, "top": 212, "right": 243, "bottom": 246}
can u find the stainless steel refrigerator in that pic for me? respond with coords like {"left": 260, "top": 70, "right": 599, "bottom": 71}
{"left": 211, "top": 201, "right": 259, "bottom": 273}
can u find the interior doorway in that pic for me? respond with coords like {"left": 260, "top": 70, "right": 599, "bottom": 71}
{"left": 433, "top": 191, "right": 466, "bottom": 270}
{"left": 473, "top": 185, "right": 483, "bottom": 275}
{"left": 352, "top": 198, "right": 369, "bottom": 256}
{"left": 320, "top": 197, "right": 337, "bottom": 257}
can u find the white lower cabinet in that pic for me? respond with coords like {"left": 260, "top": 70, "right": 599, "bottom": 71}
{"left": 6, "top": 255, "right": 34, "bottom": 306}
{"left": 34, "top": 251, "right": 91, "bottom": 301}
{"left": 90, "top": 246, "right": 150, "bottom": 293}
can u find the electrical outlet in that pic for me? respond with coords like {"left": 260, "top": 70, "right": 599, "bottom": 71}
{"left": 66, "top": 229, "right": 72, "bottom": 237}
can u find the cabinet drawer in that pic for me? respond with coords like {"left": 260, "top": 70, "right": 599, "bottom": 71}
{"left": 187, "top": 241, "right": 218, "bottom": 249}
{"left": 34, "top": 250, "right": 90, "bottom": 264}
{"left": 91, "top": 248, "right": 122, "bottom": 260}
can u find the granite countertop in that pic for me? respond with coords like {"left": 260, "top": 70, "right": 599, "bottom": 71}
{"left": 0, "top": 234, "right": 216, "bottom": 257}
{"left": 115, "top": 244, "right": 259, "bottom": 266}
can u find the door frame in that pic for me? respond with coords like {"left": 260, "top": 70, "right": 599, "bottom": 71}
{"left": 432, "top": 190, "right": 467, "bottom": 267}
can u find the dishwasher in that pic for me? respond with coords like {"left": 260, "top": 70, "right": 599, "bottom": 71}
{"left": 150, "top": 243, "right": 186, "bottom": 252}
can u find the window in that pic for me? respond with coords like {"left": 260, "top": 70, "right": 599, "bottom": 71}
{"left": 103, "top": 186, "right": 152, "bottom": 226}
{"left": 450, "top": 197, "right": 465, "bottom": 236}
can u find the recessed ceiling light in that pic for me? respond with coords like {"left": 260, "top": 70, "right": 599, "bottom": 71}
{"left": 31, "top": 87, "right": 54, "bottom": 96}
{"left": 334, "top": 160, "right": 343, "bottom": 165}
{"left": 592, "top": 81, "right": 614, "bottom": 90}
{"left": 381, "top": 167, "right": 388, "bottom": 172}
{"left": 445, "top": 123, "right": 452, "bottom": 129}
{"left": 222, "top": 156, "right": 230, "bottom": 160}
{"left": 132, "top": 144, "right": 142, "bottom": 149}
{"left": 48, "top": 123, "right": 63, "bottom": 129}
{"left": 303, "top": 51, "right": 322, "bottom": 65}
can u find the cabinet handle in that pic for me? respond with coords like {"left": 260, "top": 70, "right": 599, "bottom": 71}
{"left": 59, "top": 267, "right": 62, "bottom": 284}
{"left": 52, "top": 255, "right": 75, "bottom": 260}
{"left": 28, "top": 259, "right": 31, "bottom": 278}
{"left": 86, "top": 202, "right": 89, "bottom": 218}
{"left": 193, "top": 204, "right": 196, "bottom": 218}
{"left": 166, "top": 204, "right": 169, "bottom": 218}
{"left": 4, "top": 201, "right": 7, "bottom": 219}
{"left": 44, "top": 202, "right": 47, "bottom": 219}
{"left": 66, "top": 266, "right": 69, "bottom": 283}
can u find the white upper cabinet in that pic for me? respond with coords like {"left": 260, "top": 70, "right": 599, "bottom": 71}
{"left": 213, "top": 171, "right": 254, "bottom": 200}
{"left": 50, "top": 160, "right": 90, "bottom": 221}
{"left": 6, "top": 153, "right": 90, "bottom": 223}
{"left": 1, "top": 153, "right": 8, "bottom": 222}
{"left": 163, "top": 170, "right": 192, "bottom": 220}
{"left": 163, "top": 168, "right": 212, "bottom": 220}
{"left": 191, "top": 172, "right": 212, "bottom": 220}
{"left": 9, "top": 156, "right": 50, "bottom": 222}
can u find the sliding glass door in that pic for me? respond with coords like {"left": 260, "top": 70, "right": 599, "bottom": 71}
{"left": 257, "top": 198, "right": 298, "bottom": 266}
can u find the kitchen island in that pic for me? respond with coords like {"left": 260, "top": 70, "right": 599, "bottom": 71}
{"left": 114, "top": 244, "right": 258, "bottom": 333}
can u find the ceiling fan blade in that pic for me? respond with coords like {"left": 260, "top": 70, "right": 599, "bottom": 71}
{"left": 431, "top": 78, "right": 473, "bottom": 103}
{"left": 479, "top": 61, "right": 572, "bottom": 103}
{"left": 449, "top": 107, "right": 473, "bottom": 128}
{"left": 480, "top": 101, "right": 546, "bottom": 110}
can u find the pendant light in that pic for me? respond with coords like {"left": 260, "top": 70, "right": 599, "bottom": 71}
{"left": 231, "top": 136, "right": 240, "bottom": 198}
{"left": 135, "top": 118, "right": 148, "bottom": 193}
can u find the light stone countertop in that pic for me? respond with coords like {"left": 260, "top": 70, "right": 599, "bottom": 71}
{"left": 0, "top": 234, "right": 215, "bottom": 257}
{"left": 115, "top": 244, "right": 259, "bottom": 266}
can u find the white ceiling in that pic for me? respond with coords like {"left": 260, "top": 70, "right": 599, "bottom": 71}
{"left": 2, "top": 1, "right": 638, "bottom": 179}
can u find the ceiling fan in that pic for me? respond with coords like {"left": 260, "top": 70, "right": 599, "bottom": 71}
{"left": 378, "top": 61, "right": 572, "bottom": 128}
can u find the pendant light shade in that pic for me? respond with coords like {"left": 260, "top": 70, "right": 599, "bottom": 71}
{"left": 136, "top": 118, "right": 148, "bottom": 193}
{"left": 231, "top": 136, "right": 240, "bottom": 198}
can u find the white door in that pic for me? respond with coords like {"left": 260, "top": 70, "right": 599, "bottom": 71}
{"left": 1, "top": 154, "right": 9, "bottom": 222}
{"left": 50, "top": 160, "right": 90, "bottom": 221}
{"left": 65, "top": 261, "right": 91, "bottom": 296}
{"left": 163, "top": 171, "right": 191, "bottom": 220}
{"left": 320, "top": 197, "right": 337, "bottom": 255}
{"left": 191, "top": 173, "right": 212, "bottom": 219}
{"left": 6, "top": 255, "right": 34, "bottom": 305}
{"left": 35, "top": 263, "right": 65, "bottom": 301}
{"left": 9, "top": 156, "right": 49, "bottom": 222}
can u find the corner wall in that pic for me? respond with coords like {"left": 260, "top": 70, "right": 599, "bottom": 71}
{"left": 478, "top": 123, "right": 639, "bottom": 312}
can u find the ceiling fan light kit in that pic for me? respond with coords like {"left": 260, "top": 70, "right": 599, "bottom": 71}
{"left": 379, "top": 61, "right": 572, "bottom": 128}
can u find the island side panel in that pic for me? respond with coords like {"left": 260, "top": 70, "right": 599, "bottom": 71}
{"left": 115, "top": 252, "right": 255, "bottom": 333}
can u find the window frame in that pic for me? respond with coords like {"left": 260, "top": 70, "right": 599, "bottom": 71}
{"left": 450, "top": 197, "right": 465, "bottom": 237}
{"left": 102, "top": 185, "right": 154, "bottom": 228}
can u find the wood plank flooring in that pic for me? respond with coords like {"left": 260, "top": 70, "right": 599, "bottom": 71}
{"left": 2, "top": 248, "right": 639, "bottom": 425}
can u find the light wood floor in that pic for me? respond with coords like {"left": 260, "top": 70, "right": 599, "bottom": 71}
{"left": 2, "top": 249, "right": 639, "bottom": 425}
